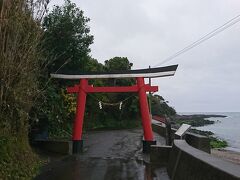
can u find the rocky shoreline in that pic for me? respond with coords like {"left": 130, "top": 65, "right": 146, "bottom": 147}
{"left": 172, "top": 114, "right": 240, "bottom": 164}
{"left": 172, "top": 114, "right": 227, "bottom": 127}
{"left": 175, "top": 114, "right": 227, "bottom": 119}
{"left": 171, "top": 114, "right": 228, "bottom": 148}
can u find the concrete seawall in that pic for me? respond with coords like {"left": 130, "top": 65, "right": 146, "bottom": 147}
{"left": 152, "top": 122, "right": 240, "bottom": 180}
{"left": 168, "top": 140, "right": 240, "bottom": 180}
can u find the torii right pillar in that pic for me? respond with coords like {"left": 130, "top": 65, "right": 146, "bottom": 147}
{"left": 137, "top": 77, "right": 156, "bottom": 153}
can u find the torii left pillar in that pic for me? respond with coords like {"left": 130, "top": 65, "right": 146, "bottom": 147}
{"left": 72, "top": 79, "right": 88, "bottom": 153}
{"left": 137, "top": 77, "right": 156, "bottom": 153}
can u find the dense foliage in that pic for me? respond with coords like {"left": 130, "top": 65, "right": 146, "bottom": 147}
{"left": 42, "top": 0, "right": 94, "bottom": 74}
{"left": 151, "top": 94, "right": 176, "bottom": 117}
{"left": 0, "top": 0, "right": 48, "bottom": 178}
{"left": 0, "top": 0, "right": 177, "bottom": 178}
{"left": 30, "top": 0, "right": 94, "bottom": 138}
{"left": 31, "top": 1, "right": 177, "bottom": 139}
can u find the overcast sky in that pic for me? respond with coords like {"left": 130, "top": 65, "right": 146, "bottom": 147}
{"left": 50, "top": 0, "right": 240, "bottom": 112}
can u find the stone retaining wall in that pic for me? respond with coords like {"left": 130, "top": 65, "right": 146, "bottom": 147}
{"left": 35, "top": 140, "right": 72, "bottom": 155}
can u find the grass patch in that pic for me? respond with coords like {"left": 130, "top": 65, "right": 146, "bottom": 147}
{"left": 210, "top": 137, "right": 228, "bottom": 148}
{"left": 0, "top": 135, "right": 44, "bottom": 179}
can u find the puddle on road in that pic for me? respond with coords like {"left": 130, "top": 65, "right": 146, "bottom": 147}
{"left": 35, "top": 155, "right": 169, "bottom": 180}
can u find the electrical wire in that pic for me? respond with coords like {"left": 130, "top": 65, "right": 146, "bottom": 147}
{"left": 154, "top": 14, "right": 240, "bottom": 67}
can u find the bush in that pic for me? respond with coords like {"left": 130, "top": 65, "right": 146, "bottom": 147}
{"left": 190, "top": 129, "right": 228, "bottom": 149}
{"left": 0, "top": 135, "right": 43, "bottom": 179}
{"left": 0, "top": 0, "right": 48, "bottom": 178}
{"left": 210, "top": 137, "right": 228, "bottom": 148}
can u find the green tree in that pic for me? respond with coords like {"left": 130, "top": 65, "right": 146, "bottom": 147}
{"left": 104, "top": 57, "right": 134, "bottom": 86}
{"left": 151, "top": 95, "right": 176, "bottom": 116}
{"left": 42, "top": 0, "right": 93, "bottom": 74}
{"left": 104, "top": 57, "right": 133, "bottom": 71}
{"left": 92, "top": 57, "right": 138, "bottom": 126}
{"left": 30, "top": 0, "right": 94, "bottom": 139}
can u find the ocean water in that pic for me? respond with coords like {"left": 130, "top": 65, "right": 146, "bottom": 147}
{"left": 180, "top": 112, "right": 240, "bottom": 152}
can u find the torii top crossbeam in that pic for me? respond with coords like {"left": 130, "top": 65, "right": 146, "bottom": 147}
{"left": 50, "top": 65, "right": 178, "bottom": 79}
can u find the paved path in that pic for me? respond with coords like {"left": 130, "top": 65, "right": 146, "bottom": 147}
{"left": 35, "top": 129, "right": 169, "bottom": 180}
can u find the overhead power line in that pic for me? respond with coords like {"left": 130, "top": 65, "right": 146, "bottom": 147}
{"left": 154, "top": 14, "right": 240, "bottom": 67}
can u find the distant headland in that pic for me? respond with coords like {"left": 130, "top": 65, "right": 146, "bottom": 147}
{"left": 172, "top": 114, "right": 227, "bottom": 127}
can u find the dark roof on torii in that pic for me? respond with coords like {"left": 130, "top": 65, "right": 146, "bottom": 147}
{"left": 51, "top": 64, "right": 178, "bottom": 79}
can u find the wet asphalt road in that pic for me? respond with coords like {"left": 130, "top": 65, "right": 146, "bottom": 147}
{"left": 35, "top": 129, "right": 169, "bottom": 180}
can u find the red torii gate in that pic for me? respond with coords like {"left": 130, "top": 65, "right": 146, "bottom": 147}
{"left": 51, "top": 65, "right": 178, "bottom": 154}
